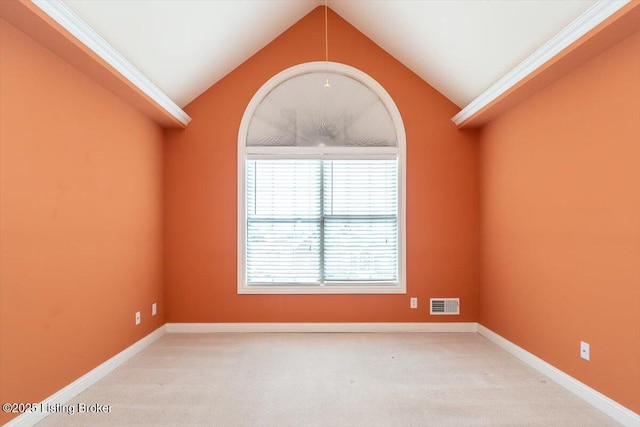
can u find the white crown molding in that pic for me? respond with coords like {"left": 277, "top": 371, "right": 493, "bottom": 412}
{"left": 166, "top": 322, "right": 478, "bottom": 333}
{"left": 3, "top": 326, "right": 166, "bottom": 427}
{"left": 451, "top": 0, "right": 630, "bottom": 126}
{"left": 30, "top": 0, "right": 191, "bottom": 127}
{"left": 477, "top": 325, "right": 640, "bottom": 427}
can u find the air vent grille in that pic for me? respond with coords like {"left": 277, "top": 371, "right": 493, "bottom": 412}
{"left": 430, "top": 298, "right": 460, "bottom": 315}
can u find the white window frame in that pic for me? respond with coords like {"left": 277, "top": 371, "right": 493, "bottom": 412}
{"left": 237, "top": 62, "right": 406, "bottom": 294}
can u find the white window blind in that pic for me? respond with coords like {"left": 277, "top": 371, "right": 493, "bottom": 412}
{"left": 246, "top": 159, "right": 398, "bottom": 285}
{"left": 246, "top": 160, "right": 321, "bottom": 284}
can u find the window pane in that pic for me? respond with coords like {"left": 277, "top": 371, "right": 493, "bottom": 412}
{"left": 247, "top": 72, "right": 397, "bottom": 147}
{"left": 247, "top": 160, "right": 321, "bottom": 218}
{"left": 323, "top": 160, "right": 397, "bottom": 216}
{"left": 324, "top": 218, "right": 397, "bottom": 282}
{"left": 246, "top": 159, "right": 322, "bottom": 284}
{"left": 247, "top": 221, "right": 320, "bottom": 284}
{"left": 323, "top": 159, "right": 398, "bottom": 282}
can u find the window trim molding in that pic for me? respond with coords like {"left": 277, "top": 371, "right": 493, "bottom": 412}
{"left": 237, "top": 61, "right": 406, "bottom": 294}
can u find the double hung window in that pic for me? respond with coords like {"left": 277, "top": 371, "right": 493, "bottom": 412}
{"left": 238, "top": 63, "right": 405, "bottom": 294}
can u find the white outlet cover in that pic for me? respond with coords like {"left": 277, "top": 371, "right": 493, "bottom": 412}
{"left": 152, "top": 303, "right": 157, "bottom": 316}
{"left": 410, "top": 297, "right": 418, "bottom": 309}
{"left": 135, "top": 311, "right": 141, "bottom": 325}
{"left": 580, "top": 341, "right": 590, "bottom": 361}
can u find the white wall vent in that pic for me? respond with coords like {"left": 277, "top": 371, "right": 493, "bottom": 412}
{"left": 430, "top": 298, "right": 460, "bottom": 315}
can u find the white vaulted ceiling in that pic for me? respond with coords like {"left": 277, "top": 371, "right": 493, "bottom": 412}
{"left": 62, "top": 0, "right": 597, "bottom": 109}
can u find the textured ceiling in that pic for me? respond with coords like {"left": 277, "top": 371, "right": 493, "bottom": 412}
{"left": 62, "top": 0, "right": 596, "bottom": 108}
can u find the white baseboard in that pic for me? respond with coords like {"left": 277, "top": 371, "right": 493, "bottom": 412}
{"left": 477, "top": 324, "right": 640, "bottom": 427}
{"left": 4, "top": 325, "right": 166, "bottom": 427}
{"left": 165, "top": 322, "right": 478, "bottom": 333}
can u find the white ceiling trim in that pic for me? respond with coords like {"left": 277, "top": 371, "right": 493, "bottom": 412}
{"left": 31, "top": 0, "right": 192, "bottom": 126}
{"left": 451, "top": 0, "right": 630, "bottom": 127}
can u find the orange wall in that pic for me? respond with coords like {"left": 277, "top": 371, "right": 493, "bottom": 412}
{"left": 0, "top": 18, "right": 165, "bottom": 424}
{"left": 479, "top": 30, "right": 640, "bottom": 412}
{"left": 1, "top": 1, "right": 637, "bottom": 420}
{"left": 164, "top": 7, "right": 480, "bottom": 322}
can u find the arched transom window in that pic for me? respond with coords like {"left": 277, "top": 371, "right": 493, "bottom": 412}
{"left": 238, "top": 62, "right": 406, "bottom": 294}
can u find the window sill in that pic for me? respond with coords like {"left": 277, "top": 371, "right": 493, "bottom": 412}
{"left": 238, "top": 283, "right": 406, "bottom": 295}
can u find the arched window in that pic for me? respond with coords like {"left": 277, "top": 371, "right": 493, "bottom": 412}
{"left": 238, "top": 62, "right": 406, "bottom": 294}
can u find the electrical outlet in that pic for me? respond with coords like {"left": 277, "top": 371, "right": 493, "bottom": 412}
{"left": 152, "top": 303, "right": 157, "bottom": 316}
{"left": 580, "top": 341, "right": 590, "bottom": 361}
{"left": 410, "top": 297, "right": 418, "bottom": 309}
{"left": 135, "top": 311, "right": 141, "bottom": 326}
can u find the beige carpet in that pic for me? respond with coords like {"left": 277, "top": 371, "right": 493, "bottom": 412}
{"left": 36, "top": 333, "right": 619, "bottom": 426}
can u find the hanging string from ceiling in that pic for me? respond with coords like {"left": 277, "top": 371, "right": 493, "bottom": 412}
{"left": 324, "top": 0, "right": 330, "bottom": 89}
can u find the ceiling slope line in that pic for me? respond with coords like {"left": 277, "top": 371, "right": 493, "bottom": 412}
{"left": 31, "top": 0, "right": 192, "bottom": 126}
{"left": 451, "top": 0, "right": 630, "bottom": 127}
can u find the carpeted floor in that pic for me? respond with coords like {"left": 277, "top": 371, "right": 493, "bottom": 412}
{"left": 36, "top": 333, "right": 620, "bottom": 426}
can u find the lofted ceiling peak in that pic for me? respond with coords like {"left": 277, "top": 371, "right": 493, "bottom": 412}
{"left": 62, "top": 0, "right": 596, "bottom": 109}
